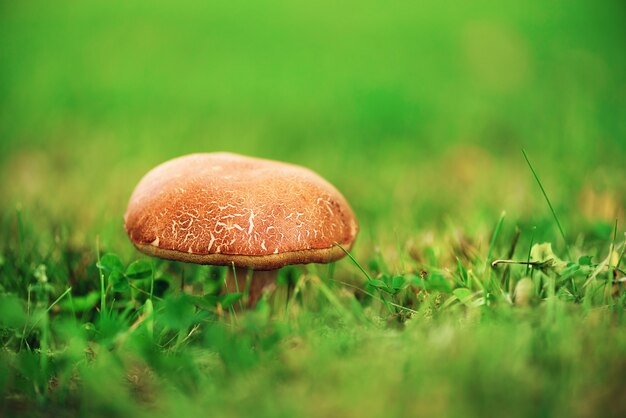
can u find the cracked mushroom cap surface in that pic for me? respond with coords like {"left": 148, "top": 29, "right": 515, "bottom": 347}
{"left": 124, "top": 152, "right": 359, "bottom": 270}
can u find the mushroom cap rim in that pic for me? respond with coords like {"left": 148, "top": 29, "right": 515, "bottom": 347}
{"left": 133, "top": 241, "right": 353, "bottom": 271}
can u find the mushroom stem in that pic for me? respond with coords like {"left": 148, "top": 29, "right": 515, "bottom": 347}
{"left": 224, "top": 267, "right": 277, "bottom": 308}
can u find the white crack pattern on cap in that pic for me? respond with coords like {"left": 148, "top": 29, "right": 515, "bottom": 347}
{"left": 125, "top": 153, "right": 358, "bottom": 258}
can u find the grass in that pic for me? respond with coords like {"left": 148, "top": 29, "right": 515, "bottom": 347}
{"left": 522, "top": 149, "right": 570, "bottom": 257}
{"left": 1, "top": 0, "right": 626, "bottom": 417}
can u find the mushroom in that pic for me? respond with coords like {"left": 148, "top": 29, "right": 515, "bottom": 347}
{"left": 124, "top": 152, "right": 359, "bottom": 307}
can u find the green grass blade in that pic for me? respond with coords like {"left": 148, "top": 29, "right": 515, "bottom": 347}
{"left": 522, "top": 149, "right": 570, "bottom": 257}
{"left": 487, "top": 211, "right": 506, "bottom": 264}
{"left": 526, "top": 226, "right": 536, "bottom": 276}
{"left": 336, "top": 243, "right": 373, "bottom": 281}
{"left": 96, "top": 236, "right": 106, "bottom": 314}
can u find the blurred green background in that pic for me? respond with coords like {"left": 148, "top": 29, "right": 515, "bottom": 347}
{"left": 2, "top": 0, "right": 625, "bottom": 255}
{"left": 2, "top": 2, "right": 626, "bottom": 417}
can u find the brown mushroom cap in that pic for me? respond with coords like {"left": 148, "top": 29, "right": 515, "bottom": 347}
{"left": 124, "top": 153, "right": 359, "bottom": 270}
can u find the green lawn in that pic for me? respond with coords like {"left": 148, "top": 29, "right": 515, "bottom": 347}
{"left": 1, "top": 1, "right": 625, "bottom": 417}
